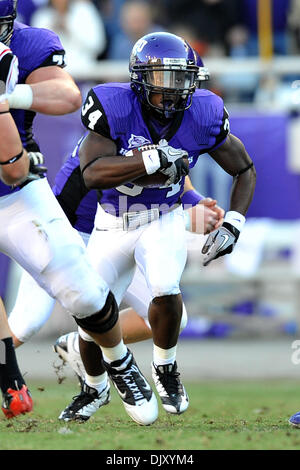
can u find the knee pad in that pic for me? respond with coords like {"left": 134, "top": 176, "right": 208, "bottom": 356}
{"left": 40, "top": 237, "right": 110, "bottom": 317}
{"left": 74, "top": 291, "right": 119, "bottom": 334}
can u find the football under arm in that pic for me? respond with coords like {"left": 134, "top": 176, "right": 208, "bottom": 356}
{"left": 208, "top": 133, "right": 256, "bottom": 216}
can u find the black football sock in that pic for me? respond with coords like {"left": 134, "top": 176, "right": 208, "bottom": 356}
{"left": 0, "top": 337, "right": 25, "bottom": 394}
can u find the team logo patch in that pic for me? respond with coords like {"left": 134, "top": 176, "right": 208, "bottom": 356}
{"left": 128, "top": 134, "right": 151, "bottom": 149}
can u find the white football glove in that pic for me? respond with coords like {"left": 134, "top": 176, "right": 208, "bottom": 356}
{"left": 0, "top": 42, "right": 19, "bottom": 103}
{"left": 157, "top": 139, "right": 189, "bottom": 185}
{"left": 202, "top": 222, "right": 240, "bottom": 266}
{"left": 157, "top": 139, "right": 188, "bottom": 165}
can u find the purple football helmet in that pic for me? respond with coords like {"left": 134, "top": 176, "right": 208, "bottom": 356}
{"left": 130, "top": 32, "right": 202, "bottom": 117}
{"left": 0, "top": 0, "right": 17, "bottom": 45}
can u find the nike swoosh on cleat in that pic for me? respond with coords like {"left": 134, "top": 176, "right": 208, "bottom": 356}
{"left": 141, "top": 381, "right": 151, "bottom": 392}
{"left": 119, "top": 390, "right": 127, "bottom": 400}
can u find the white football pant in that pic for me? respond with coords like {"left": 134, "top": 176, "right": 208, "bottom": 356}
{"left": 88, "top": 203, "right": 187, "bottom": 308}
{"left": 8, "top": 231, "right": 188, "bottom": 343}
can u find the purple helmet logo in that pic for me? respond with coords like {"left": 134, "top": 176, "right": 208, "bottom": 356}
{"left": 0, "top": 0, "right": 17, "bottom": 45}
{"left": 129, "top": 32, "right": 203, "bottom": 118}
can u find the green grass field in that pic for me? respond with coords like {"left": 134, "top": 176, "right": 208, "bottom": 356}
{"left": 1, "top": 378, "right": 300, "bottom": 450}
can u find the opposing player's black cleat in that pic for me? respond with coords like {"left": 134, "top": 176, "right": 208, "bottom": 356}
{"left": 152, "top": 361, "right": 189, "bottom": 414}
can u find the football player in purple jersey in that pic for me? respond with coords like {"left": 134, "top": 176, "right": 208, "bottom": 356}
{"left": 0, "top": 0, "right": 159, "bottom": 426}
{"left": 56, "top": 31, "right": 255, "bottom": 420}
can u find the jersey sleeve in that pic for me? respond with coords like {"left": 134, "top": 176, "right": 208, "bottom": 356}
{"left": 38, "top": 49, "right": 66, "bottom": 69}
{"left": 211, "top": 106, "right": 230, "bottom": 150}
{"left": 17, "top": 27, "right": 67, "bottom": 78}
{"left": 81, "top": 88, "right": 111, "bottom": 138}
{"left": 195, "top": 92, "right": 230, "bottom": 154}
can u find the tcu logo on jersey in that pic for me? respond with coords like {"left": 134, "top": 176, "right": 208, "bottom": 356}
{"left": 128, "top": 134, "right": 151, "bottom": 149}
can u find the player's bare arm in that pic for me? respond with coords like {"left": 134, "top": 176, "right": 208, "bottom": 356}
{"left": 202, "top": 133, "right": 256, "bottom": 265}
{"left": 25, "top": 66, "right": 82, "bottom": 115}
{"left": 79, "top": 131, "right": 148, "bottom": 189}
{"left": 0, "top": 102, "right": 29, "bottom": 185}
{"left": 0, "top": 44, "right": 29, "bottom": 186}
{"left": 80, "top": 132, "right": 188, "bottom": 190}
{"left": 209, "top": 133, "right": 256, "bottom": 215}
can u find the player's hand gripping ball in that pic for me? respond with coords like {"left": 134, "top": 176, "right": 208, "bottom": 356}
{"left": 128, "top": 143, "right": 189, "bottom": 188}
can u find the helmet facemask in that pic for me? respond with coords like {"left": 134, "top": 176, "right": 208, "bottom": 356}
{"left": 131, "top": 63, "right": 198, "bottom": 118}
{"left": 0, "top": 0, "right": 17, "bottom": 45}
{"left": 0, "top": 17, "right": 15, "bottom": 44}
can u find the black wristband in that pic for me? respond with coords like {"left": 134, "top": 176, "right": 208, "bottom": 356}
{"left": 0, "top": 149, "right": 24, "bottom": 165}
{"left": 0, "top": 110, "right": 10, "bottom": 115}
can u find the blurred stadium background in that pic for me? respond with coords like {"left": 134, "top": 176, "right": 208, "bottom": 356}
{"left": 2, "top": 0, "right": 300, "bottom": 381}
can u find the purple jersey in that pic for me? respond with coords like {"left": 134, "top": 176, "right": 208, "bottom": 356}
{"left": 81, "top": 83, "right": 228, "bottom": 216}
{"left": 0, "top": 21, "right": 66, "bottom": 197}
{"left": 52, "top": 140, "right": 97, "bottom": 235}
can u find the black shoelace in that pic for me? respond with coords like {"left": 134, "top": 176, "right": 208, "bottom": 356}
{"left": 68, "top": 390, "right": 98, "bottom": 411}
{"left": 157, "top": 366, "right": 183, "bottom": 396}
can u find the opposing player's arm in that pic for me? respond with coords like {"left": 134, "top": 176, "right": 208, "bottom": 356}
{"left": 208, "top": 133, "right": 256, "bottom": 215}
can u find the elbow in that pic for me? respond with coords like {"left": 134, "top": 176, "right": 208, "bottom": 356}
{"left": 1, "top": 167, "right": 28, "bottom": 186}
{"left": 1, "top": 152, "right": 29, "bottom": 185}
{"left": 58, "top": 84, "right": 82, "bottom": 114}
{"left": 83, "top": 167, "right": 106, "bottom": 190}
{"left": 71, "top": 88, "right": 82, "bottom": 111}
{"left": 67, "top": 87, "right": 82, "bottom": 113}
